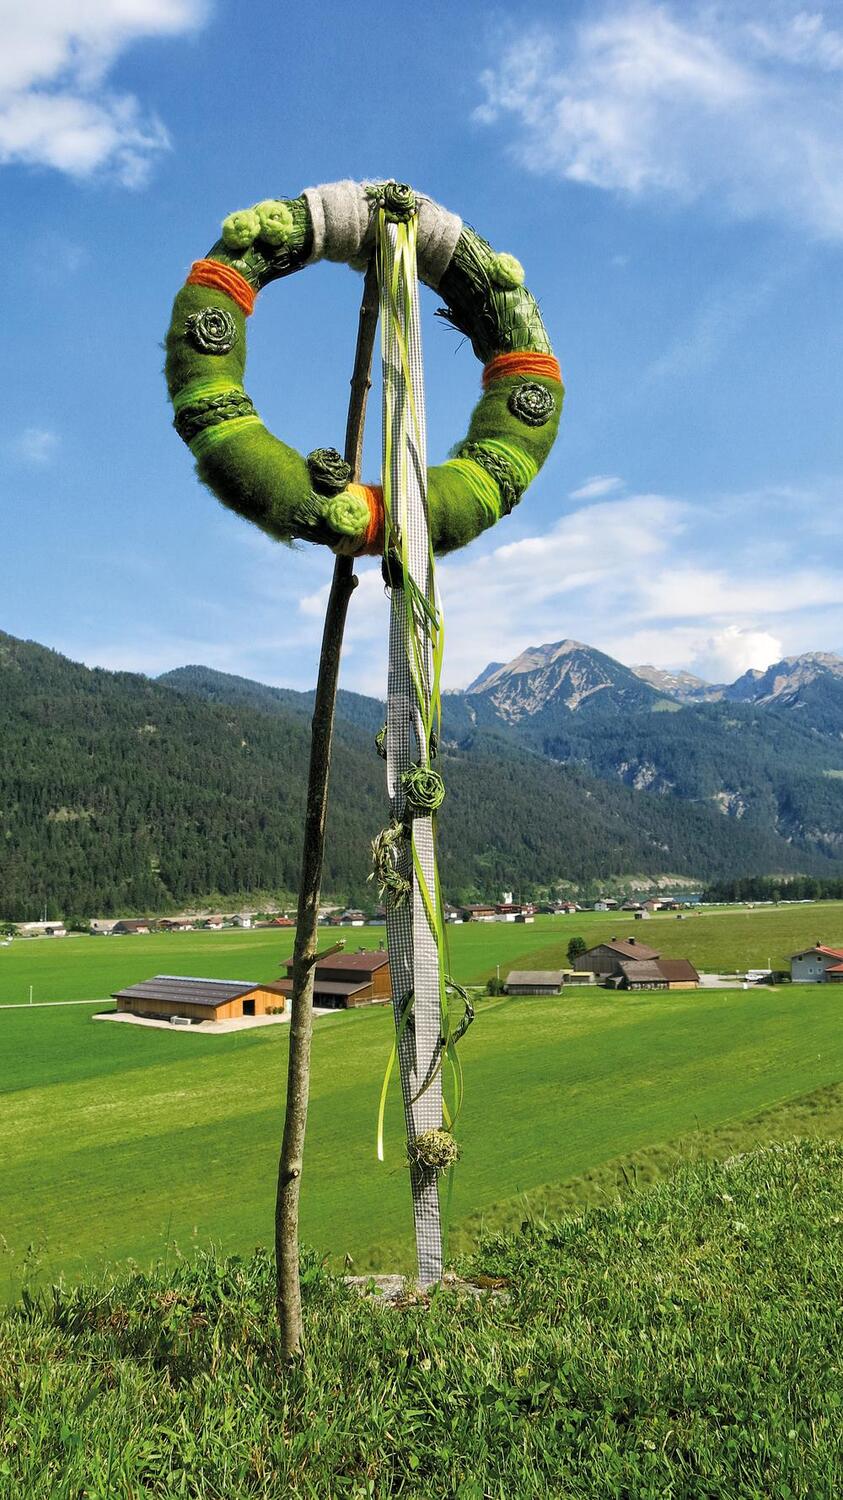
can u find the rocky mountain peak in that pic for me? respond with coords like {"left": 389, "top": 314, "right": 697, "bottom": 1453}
{"left": 466, "top": 640, "right": 656, "bottom": 721}
{"left": 726, "top": 652, "right": 843, "bottom": 706}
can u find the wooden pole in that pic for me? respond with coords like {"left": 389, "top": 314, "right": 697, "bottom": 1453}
{"left": 275, "top": 260, "right": 380, "bottom": 1358}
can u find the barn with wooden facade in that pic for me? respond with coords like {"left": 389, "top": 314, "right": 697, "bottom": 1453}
{"left": 504, "top": 969, "right": 564, "bottom": 995}
{"left": 578, "top": 936, "right": 661, "bottom": 977}
{"left": 113, "top": 975, "right": 285, "bottom": 1023}
{"left": 275, "top": 951, "right": 391, "bottom": 1009}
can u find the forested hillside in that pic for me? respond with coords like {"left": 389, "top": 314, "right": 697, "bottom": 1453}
{"left": 1, "top": 630, "right": 829, "bottom": 920}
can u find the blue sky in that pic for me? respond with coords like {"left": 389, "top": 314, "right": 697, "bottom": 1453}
{"left": 2, "top": 0, "right": 843, "bottom": 694}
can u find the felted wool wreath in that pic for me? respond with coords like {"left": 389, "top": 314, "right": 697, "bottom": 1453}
{"left": 165, "top": 180, "right": 563, "bottom": 556}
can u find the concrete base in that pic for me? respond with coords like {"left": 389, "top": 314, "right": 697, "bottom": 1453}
{"left": 345, "top": 1273, "right": 507, "bottom": 1305}
{"left": 93, "top": 1008, "right": 335, "bottom": 1035}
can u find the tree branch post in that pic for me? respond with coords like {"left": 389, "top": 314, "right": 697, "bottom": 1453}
{"left": 275, "top": 260, "right": 380, "bottom": 1358}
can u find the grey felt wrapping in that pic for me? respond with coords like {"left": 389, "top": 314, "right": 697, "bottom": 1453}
{"left": 380, "top": 220, "right": 444, "bottom": 1284}
{"left": 303, "top": 180, "right": 462, "bottom": 288}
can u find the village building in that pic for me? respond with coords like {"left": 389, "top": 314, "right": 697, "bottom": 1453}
{"left": 111, "top": 919, "right": 151, "bottom": 936}
{"left": 158, "top": 917, "right": 193, "bottom": 931}
{"left": 614, "top": 959, "right": 668, "bottom": 990}
{"left": 578, "top": 936, "right": 661, "bottom": 977}
{"left": 17, "top": 921, "right": 67, "bottom": 938}
{"left": 504, "top": 969, "right": 564, "bottom": 995}
{"left": 203, "top": 916, "right": 224, "bottom": 930}
{"left": 579, "top": 938, "right": 699, "bottom": 990}
{"left": 790, "top": 944, "right": 843, "bottom": 983}
{"left": 460, "top": 904, "right": 497, "bottom": 922}
{"left": 496, "top": 902, "right": 534, "bottom": 922}
{"left": 232, "top": 913, "right": 253, "bottom": 928}
{"left": 112, "top": 975, "right": 284, "bottom": 1023}
{"left": 276, "top": 950, "right": 391, "bottom": 1009}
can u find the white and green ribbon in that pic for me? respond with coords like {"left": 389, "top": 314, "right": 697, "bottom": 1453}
{"left": 378, "top": 206, "right": 448, "bottom": 1284}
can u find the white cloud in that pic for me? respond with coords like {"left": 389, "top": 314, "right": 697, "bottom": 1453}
{"left": 12, "top": 427, "right": 59, "bottom": 465}
{"left": 292, "top": 484, "right": 843, "bottom": 692}
{"left": 690, "top": 625, "right": 783, "bottom": 682}
{"left": 569, "top": 474, "right": 623, "bottom": 500}
{"left": 0, "top": 0, "right": 206, "bottom": 184}
{"left": 74, "top": 479, "right": 843, "bottom": 697}
{"left": 477, "top": 3, "right": 843, "bottom": 240}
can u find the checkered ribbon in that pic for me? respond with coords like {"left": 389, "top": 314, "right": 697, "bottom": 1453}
{"left": 379, "top": 215, "right": 444, "bottom": 1283}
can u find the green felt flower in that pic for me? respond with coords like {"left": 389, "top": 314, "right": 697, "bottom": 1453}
{"left": 255, "top": 199, "right": 295, "bottom": 247}
{"left": 381, "top": 181, "right": 417, "bottom": 222}
{"left": 508, "top": 382, "right": 555, "bottom": 427}
{"left": 184, "top": 306, "right": 238, "bottom": 355}
{"left": 307, "top": 447, "right": 352, "bottom": 495}
{"left": 402, "top": 763, "right": 446, "bottom": 813}
{"left": 490, "top": 252, "right": 525, "bottom": 289}
{"left": 221, "top": 208, "right": 261, "bottom": 250}
{"left": 325, "top": 489, "right": 370, "bottom": 537}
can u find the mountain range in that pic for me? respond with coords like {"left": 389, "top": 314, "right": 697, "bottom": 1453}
{"left": 2, "top": 627, "right": 843, "bottom": 920}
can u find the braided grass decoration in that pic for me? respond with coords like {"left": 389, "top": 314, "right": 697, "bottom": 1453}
{"left": 164, "top": 181, "right": 563, "bottom": 557}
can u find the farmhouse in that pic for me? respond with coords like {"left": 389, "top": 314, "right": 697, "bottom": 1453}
{"left": 112, "top": 975, "right": 284, "bottom": 1022}
{"left": 579, "top": 938, "right": 700, "bottom": 990}
{"left": 505, "top": 969, "right": 564, "bottom": 995}
{"left": 17, "top": 921, "right": 66, "bottom": 938}
{"left": 615, "top": 959, "right": 668, "bottom": 990}
{"left": 276, "top": 950, "right": 391, "bottom": 1009}
{"left": 578, "top": 936, "right": 661, "bottom": 977}
{"left": 111, "top": 919, "right": 150, "bottom": 936}
{"left": 790, "top": 944, "right": 843, "bottom": 983}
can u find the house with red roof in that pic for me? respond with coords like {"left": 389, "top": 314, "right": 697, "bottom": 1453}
{"left": 790, "top": 944, "right": 843, "bottom": 983}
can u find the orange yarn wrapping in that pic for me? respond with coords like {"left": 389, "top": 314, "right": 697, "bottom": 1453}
{"left": 350, "top": 483, "right": 384, "bottom": 555}
{"left": 482, "top": 351, "right": 562, "bottom": 390}
{"left": 186, "top": 259, "right": 257, "bottom": 316}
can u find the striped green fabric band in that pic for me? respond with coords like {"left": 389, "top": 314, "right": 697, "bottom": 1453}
{"left": 474, "top": 438, "right": 538, "bottom": 491}
{"left": 442, "top": 458, "right": 503, "bottom": 528}
{"left": 189, "top": 415, "right": 263, "bottom": 460}
{"left": 172, "top": 378, "right": 245, "bottom": 413}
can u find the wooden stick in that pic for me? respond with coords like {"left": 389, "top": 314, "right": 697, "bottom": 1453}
{"left": 275, "top": 260, "right": 380, "bottom": 1358}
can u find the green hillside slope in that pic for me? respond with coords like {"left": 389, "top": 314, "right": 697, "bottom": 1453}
{"left": 1, "top": 1143, "right": 840, "bottom": 1496}
{"left": 1, "top": 630, "right": 825, "bottom": 919}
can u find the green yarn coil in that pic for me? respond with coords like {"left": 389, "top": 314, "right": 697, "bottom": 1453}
{"left": 222, "top": 208, "right": 261, "bottom": 250}
{"left": 255, "top": 199, "right": 294, "bottom": 246}
{"left": 490, "top": 252, "right": 525, "bottom": 288}
{"left": 402, "top": 764, "right": 446, "bottom": 814}
{"left": 325, "top": 490, "right": 370, "bottom": 538}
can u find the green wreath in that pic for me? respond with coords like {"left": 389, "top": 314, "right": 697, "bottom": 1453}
{"left": 165, "top": 179, "right": 563, "bottom": 556}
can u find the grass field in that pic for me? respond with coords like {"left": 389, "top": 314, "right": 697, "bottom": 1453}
{"left": 3, "top": 901, "right": 843, "bottom": 1007}
{"left": 2, "top": 1142, "right": 840, "bottom": 1497}
{"left": 2, "top": 966, "right": 842, "bottom": 1294}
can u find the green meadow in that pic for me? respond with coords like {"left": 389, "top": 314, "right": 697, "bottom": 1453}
{"left": 3, "top": 898, "right": 843, "bottom": 1005}
{"left": 2, "top": 968, "right": 841, "bottom": 1293}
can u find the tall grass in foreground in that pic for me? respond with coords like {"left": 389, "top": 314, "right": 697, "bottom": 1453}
{"left": 1, "top": 1141, "right": 840, "bottom": 1498}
